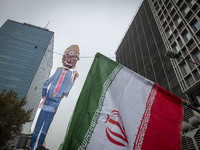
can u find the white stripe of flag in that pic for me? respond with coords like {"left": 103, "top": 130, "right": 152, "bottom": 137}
{"left": 59, "top": 53, "right": 183, "bottom": 150}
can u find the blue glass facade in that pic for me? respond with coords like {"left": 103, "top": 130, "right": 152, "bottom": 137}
{"left": 0, "top": 20, "right": 54, "bottom": 133}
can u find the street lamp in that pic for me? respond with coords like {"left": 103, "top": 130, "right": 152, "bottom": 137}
{"left": 164, "top": 50, "right": 200, "bottom": 65}
{"left": 165, "top": 50, "right": 179, "bottom": 58}
{"left": 165, "top": 50, "right": 200, "bottom": 113}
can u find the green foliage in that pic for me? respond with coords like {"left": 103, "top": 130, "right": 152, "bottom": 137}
{"left": 0, "top": 90, "right": 33, "bottom": 147}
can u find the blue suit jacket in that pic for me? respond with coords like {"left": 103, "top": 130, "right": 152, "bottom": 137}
{"left": 42, "top": 68, "right": 74, "bottom": 100}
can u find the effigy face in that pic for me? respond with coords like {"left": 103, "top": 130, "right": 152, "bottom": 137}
{"left": 62, "top": 49, "right": 78, "bottom": 69}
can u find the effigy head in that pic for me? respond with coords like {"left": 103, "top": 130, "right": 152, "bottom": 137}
{"left": 62, "top": 45, "right": 80, "bottom": 69}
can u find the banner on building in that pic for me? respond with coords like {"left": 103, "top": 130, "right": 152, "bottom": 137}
{"left": 59, "top": 53, "right": 183, "bottom": 150}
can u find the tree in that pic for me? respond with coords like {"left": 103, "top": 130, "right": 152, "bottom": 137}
{"left": 0, "top": 90, "right": 33, "bottom": 148}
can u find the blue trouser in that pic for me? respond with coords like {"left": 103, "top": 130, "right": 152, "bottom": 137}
{"left": 30, "top": 98, "right": 60, "bottom": 150}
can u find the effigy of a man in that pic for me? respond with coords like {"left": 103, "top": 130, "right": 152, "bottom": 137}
{"left": 30, "top": 45, "right": 80, "bottom": 150}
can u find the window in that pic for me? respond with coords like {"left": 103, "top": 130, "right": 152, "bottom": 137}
{"left": 194, "top": 21, "right": 200, "bottom": 31}
{"left": 182, "top": 63, "right": 189, "bottom": 74}
{"left": 166, "top": 28, "right": 172, "bottom": 36}
{"left": 181, "top": 4, "right": 190, "bottom": 15}
{"left": 188, "top": 0, "right": 195, "bottom": 6}
{"left": 167, "top": 3, "right": 174, "bottom": 12}
{"left": 184, "top": 6, "right": 190, "bottom": 14}
{"left": 187, "top": 40, "right": 196, "bottom": 50}
{"left": 160, "top": 15, "right": 166, "bottom": 23}
{"left": 172, "top": 43, "right": 180, "bottom": 52}
{"left": 193, "top": 71, "right": 200, "bottom": 80}
{"left": 164, "top": 0, "right": 168, "bottom": 4}
{"left": 178, "top": 23, "right": 184, "bottom": 32}
{"left": 169, "top": 36, "right": 175, "bottom": 43}
{"left": 174, "top": 15, "right": 182, "bottom": 25}
{"left": 182, "top": 48, "right": 188, "bottom": 56}
{"left": 181, "top": 63, "right": 190, "bottom": 75}
{"left": 155, "top": 4, "right": 159, "bottom": 11}
{"left": 195, "top": 51, "right": 200, "bottom": 62}
{"left": 171, "top": 10, "right": 176, "bottom": 16}
{"left": 163, "top": 22, "right": 167, "bottom": 28}
{"left": 177, "top": 38, "right": 183, "bottom": 47}
{"left": 182, "top": 30, "right": 192, "bottom": 42}
{"left": 186, "top": 12, "right": 193, "bottom": 21}
{"left": 158, "top": 10, "right": 162, "bottom": 16}
{"left": 191, "top": 19, "right": 200, "bottom": 32}
{"left": 175, "top": 44, "right": 180, "bottom": 52}
{"left": 188, "top": 58, "right": 195, "bottom": 70}
{"left": 164, "top": 10, "right": 168, "bottom": 17}
{"left": 167, "top": 3, "right": 172, "bottom": 10}
{"left": 177, "top": 18, "right": 182, "bottom": 24}
{"left": 170, "top": 22, "right": 175, "bottom": 31}
{"left": 185, "top": 75, "right": 195, "bottom": 86}
{"left": 192, "top": 4, "right": 199, "bottom": 12}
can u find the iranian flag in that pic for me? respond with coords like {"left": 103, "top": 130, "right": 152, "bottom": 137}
{"left": 59, "top": 53, "right": 183, "bottom": 150}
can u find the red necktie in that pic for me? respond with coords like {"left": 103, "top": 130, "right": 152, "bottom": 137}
{"left": 52, "top": 69, "right": 67, "bottom": 98}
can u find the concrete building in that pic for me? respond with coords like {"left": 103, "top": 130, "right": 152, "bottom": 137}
{"left": 116, "top": 0, "right": 200, "bottom": 149}
{"left": 0, "top": 20, "right": 54, "bottom": 134}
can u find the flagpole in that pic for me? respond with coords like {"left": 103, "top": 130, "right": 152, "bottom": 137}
{"left": 181, "top": 99, "right": 200, "bottom": 113}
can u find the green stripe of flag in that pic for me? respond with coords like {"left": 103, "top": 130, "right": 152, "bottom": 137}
{"left": 59, "top": 53, "right": 122, "bottom": 150}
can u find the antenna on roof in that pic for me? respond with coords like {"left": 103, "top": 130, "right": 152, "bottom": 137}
{"left": 45, "top": 20, "right": 50, "bottom": 29}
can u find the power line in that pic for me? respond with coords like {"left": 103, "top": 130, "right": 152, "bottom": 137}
{"left": 1, "top": 33, "right": 166, "bottom": 60}
{"left": 0, "top": 33, "right": 117, "bottom": 59}
{"left": 0, "top": 33, "right": 160, "bottom": 59}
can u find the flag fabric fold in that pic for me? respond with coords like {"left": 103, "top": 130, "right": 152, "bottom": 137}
{"left": 59, "top": 53, "right": 183, "bottom": 150}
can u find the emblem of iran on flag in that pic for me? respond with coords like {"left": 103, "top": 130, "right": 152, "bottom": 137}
{"left": 59, "top": 53, "right": 183, "bottom": 150}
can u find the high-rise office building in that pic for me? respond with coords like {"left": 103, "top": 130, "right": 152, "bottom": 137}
{"left": 0, "top": 20, "right": 54, "bottom": 134}
{"left": 116, "top": 0, "right": 200, "bottom": 149}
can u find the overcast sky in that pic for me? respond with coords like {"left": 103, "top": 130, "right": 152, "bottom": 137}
{"left": 0, "top": 0, "right": 142, "bottom": 149}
